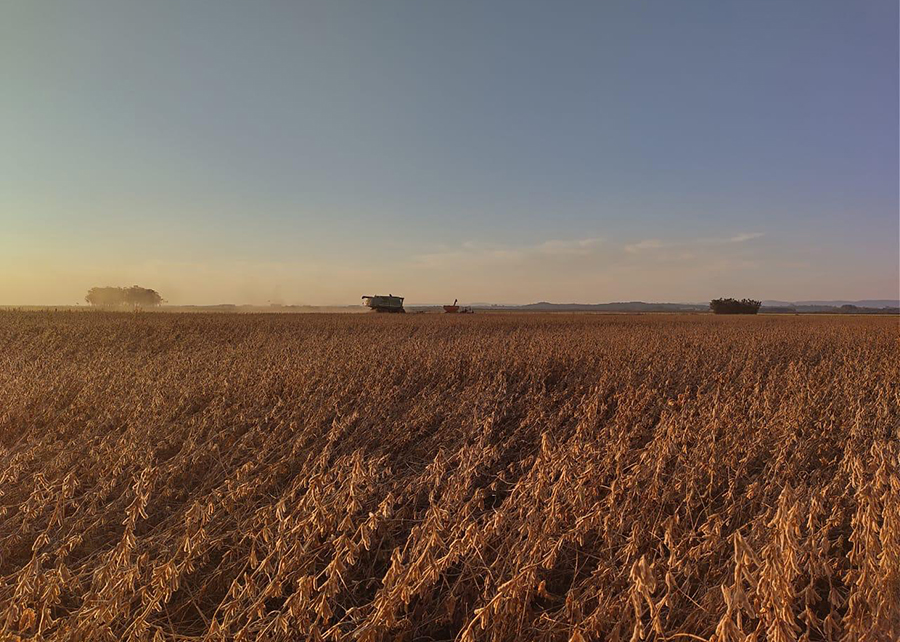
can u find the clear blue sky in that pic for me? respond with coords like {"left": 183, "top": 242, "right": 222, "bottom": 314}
{"left": 1, "top": 1, "right": 897, "bottom": 304}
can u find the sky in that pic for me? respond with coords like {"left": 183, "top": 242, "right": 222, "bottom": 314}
{"left": 1, "top": 0, "right": 897, "bottom": 305}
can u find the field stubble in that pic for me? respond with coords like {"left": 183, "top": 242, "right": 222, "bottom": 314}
{"left": 0, "top": 311, "right": 897, "bottom": 641}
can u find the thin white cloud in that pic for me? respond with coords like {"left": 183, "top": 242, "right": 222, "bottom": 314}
{"left": 624, "top": 239, "right": 667, "bottom": 253}
{"left": 536, "top": 238, "right": 602, "bottom": 255}
{"left": 727, "top": 232, "right": 764, "bottom": 243}
{"left": 625, "top": 232, "right": 763, "bottom": 253}
{"left": 413, "top": 237, "right": 603, "bottom": 267}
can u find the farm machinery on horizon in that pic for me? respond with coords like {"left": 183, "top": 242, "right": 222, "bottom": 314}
{"left": 442, "top": 299, "right": 474, "bottom": 314}
{"left": 361, "top": 294, "right": 406, "bottom": 313}
{"left": 361, "top": 295, "right": 473, "bottom": 314}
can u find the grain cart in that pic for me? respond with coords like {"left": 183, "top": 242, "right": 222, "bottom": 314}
{"left": 443, "top": 299, "right": 474, "bottom": 314}
{"left": 361, "top": 294, "right": 405, "bottom": 313}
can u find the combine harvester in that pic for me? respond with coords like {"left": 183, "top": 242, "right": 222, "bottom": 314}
{"left": 361, "top": 294, "right": 405, "bottom": 313}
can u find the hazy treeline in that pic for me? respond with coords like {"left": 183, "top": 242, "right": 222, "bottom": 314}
{"left": 85, "top": 286, "right": 163, "bottom": 307}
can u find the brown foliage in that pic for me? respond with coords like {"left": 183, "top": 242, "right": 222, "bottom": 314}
{"left": 0, "top": 311, "right": 897, "bottom": 641}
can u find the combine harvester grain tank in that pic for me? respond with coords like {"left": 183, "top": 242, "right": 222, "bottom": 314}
{"left": 361, "top": 294, "right": 405, "bottom": 313}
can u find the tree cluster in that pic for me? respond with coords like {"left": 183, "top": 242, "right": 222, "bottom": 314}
{"left": 710, "top": 298, "right": 761, "bottom": 314}
{"left": 85, "top": 286, "right": 163, "bottom": 307}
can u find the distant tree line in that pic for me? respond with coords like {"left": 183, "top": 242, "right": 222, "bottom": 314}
{"left": 85, "top": 286, "right": 163, "bottom": 307}
{"left": 710, "top": 298, "right": 761, "bottom": 314}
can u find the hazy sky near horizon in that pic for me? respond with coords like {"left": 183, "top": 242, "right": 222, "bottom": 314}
{"left": 2, "top": 1, "right": 897, "bottom": 305}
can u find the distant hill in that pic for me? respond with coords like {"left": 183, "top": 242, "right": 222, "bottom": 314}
{"left": 461, "top": 301, "right": 899, "bottom": 314}
{"left": 450, "top": 301, "right": 708, "bottom": 313}
{"left": 763, "top": 299, "right": 899, "bottom": 308}
{"left": 758, "top": 300, "right": 899, "bottom": 314}
{"left": 515, "top": 301, "right": 706, "bottom": 312}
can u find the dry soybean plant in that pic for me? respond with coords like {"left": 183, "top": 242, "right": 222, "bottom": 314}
{"left": 0, "top": 311, "right": 897, "bottom": 641}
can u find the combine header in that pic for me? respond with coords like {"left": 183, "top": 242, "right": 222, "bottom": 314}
{"left": 362, "top": 294, "right": 405, "bottom": 313}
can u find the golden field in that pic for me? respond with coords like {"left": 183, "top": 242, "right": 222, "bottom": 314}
{"left": 0, "top": 311, "right": 897, "bottom": 641}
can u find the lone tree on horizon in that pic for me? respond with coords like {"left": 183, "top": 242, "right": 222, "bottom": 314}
{"left": 710, "top": 298, "right": 761, "bottom": 314}
{"left": 85, "top": 286, "right": 163, "bottom": 307}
